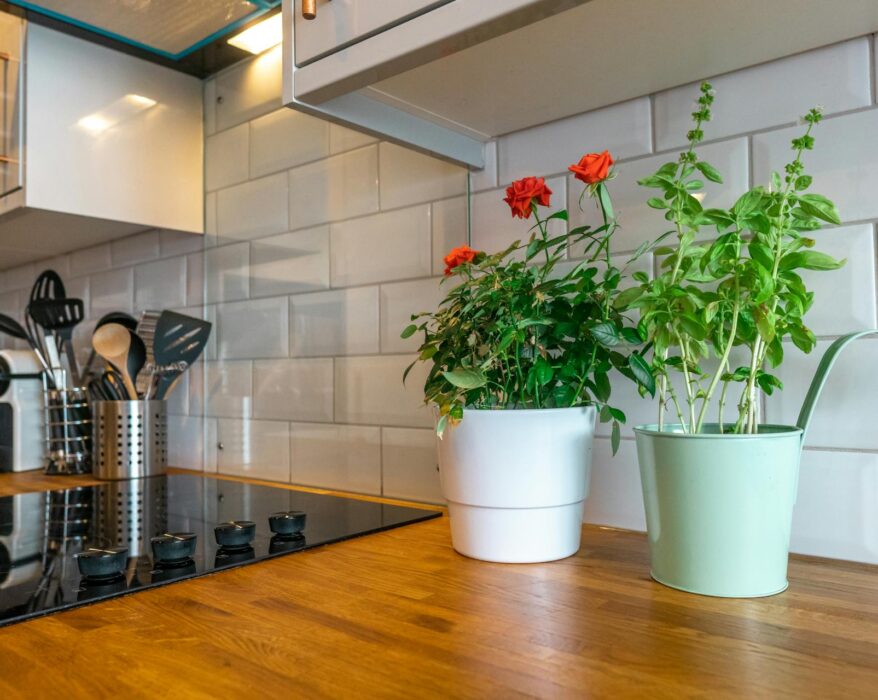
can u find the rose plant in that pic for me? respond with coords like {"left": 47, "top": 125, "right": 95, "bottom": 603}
{"left": 619, "top": 82, "right": 844, "bottom": 434}
{"left": 402, "top": 153, "right": 655, "bottom": 454}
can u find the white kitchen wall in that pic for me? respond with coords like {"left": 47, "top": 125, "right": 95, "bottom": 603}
{"left": 0, "top": 35, "right": 876, "bottom": 564}
{"left": 198, "top": 46, "right": 458, "bottom": 504}
{"left": 483, "top": 35, "right": 878, "bottom": 565}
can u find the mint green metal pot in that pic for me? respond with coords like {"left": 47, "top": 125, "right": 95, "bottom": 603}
{"left": 634, "top": 330, "right": 878, "bottom": 598}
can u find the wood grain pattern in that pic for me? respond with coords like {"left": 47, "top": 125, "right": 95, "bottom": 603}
{"left": 1, "top": 469, "right": 877, "bottom": 698}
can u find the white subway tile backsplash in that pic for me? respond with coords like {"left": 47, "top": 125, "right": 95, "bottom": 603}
{"left": 167, "top": 414, "right": 206, "bottom": 470}
{"left": 253, "top": 358, "right": 333, "bottom": 422}
{"left": 249, "top": 226, "right": 330, "bottom": 298}
{"left": 752, "top": 109, "right": 878, "bottom": 223}
{"left": 250, "top": 108, "right": 329, "bottom": 177}
{"left": 498, "top": 98, "right": 652, "bottom": 184}
{"left": 379, "top": 277, "right": 444, "bottom": 354}
{"left": 330, "top": 205, "right": 431, "bottom": 287}
{"left": 382, "top": 427, "right": 442, "bottom": 503}
{"left": 431, "top": 196, "right": 468, "bottom": 275}
{"left": 583, "top": 438, "right": 646, "bottom": 531}
{"left": 165, "top": 368, "right": 189, "bottom": 417}
{"left": 290, "top": 423, "right": 382, "bottom": 494}
{"left": 206, "top": 123, "right": 250, "bottom": 191}
{"left": 329, "top": 123, "right": 378, "bottom": 154}
{"left": 205, "top": 242, "right": 249, "bottom": 304}
{"left": 766, "top": 338, "right": 878, "bottom": 450}
{"left": 569, "top": 138, "right": 749, "bottom": 253}
{"left": 288, "top": 145, "right": 379, "bottom": 230}
{"left": 90, "top": 268, "right": 133, "bottom": 315}
{"left": 69, "top": 244, "right": 111, "bottom": 277}
{"left": 0, "top": 264, "right": 34, "bottom": 293}
{"left": 111, "top": 231, "right": 160, "bottom": 267}
{"left": 217, "top": 417, "right": 290, "bottom": 482}
{"left": 134, "top": 256, "right": 187, "bottom": 311}
{"left": 471, "top": 175, "right": 567, "bottom": 256}
{"left": 290, "top": 287, "right": 379, "bottom": 357}
{"left": 217, "top": 172, "right": 288, "bottom": 242}
{"left": 217, "top": 296, "right": 289, "bottom": 360}
{"left": 335, "top": 355, "right": 432, "bottom": 428}
{"left": 201, "top": 360, "right": 252, "bottom": 418}
{"left": 179, "top": 43, "right": 878, "bottom": 562}
{"left": 655, "top": 39, "right": 872, "bottom": 150}
{"left": 378, "top": 142, "right": 467, "bottom": 209}
{"left": 160, "top": 230, "right": 204, "bottom": 258}
{"left": 802, "top": 224, "right": 877, "bottom": 336}
{"left": 791, "top": 448, "right": 878, "bottom": 563}
{"left": 186, "top": 253, "right": 204, "bottom": 307}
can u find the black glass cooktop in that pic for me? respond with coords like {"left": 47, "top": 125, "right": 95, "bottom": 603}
{"left": 0, "top": 475, "right": 441, "bottom": 628}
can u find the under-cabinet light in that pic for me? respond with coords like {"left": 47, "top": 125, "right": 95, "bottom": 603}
{"left": 227, "top": 13, "right": 283, "bottom": 55}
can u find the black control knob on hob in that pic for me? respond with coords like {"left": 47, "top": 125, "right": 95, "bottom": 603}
{"left": 214, "top": 520, "right": 256, "bottom": 551}
{"left": 151, "top": 532, "right": 197, "bottom": 567}
{"left": 75, "top": 546, "right": 128, "bottom": 581}
{"left": 269, "top": 511, "right": 307, "bottom": 537}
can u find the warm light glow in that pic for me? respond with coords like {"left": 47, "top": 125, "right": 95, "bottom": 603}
{"left": 693, "top": 192, "right": 706, "bottom": 202}
{"left": 77, "top": 115, "right": 112, "bottom": 134}
{"left": 227, "top": 13, "right": 282, "bottom": 54}
{"left": 77, "top": 94, "right": 157, "bottom": 135}
{"left": 126, "top": 94, "right": 157, "bottom": 109}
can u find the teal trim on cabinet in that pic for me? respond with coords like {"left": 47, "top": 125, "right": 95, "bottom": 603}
{"left": 7, "top": 0, "right": 280, "bottom": 60}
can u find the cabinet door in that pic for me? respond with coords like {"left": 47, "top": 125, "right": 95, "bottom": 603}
{"left": 294, "top": 0, "right": 453, "bottom": 66}
{"left": 0, "top": 13, "right": 22, "bottom": 198}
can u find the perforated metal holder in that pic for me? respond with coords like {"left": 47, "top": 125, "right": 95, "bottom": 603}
{"left": 43, "top": 375, "right": 92, "bottom": 476}
{"left": 93, "top": 400, "right": 167, "bottom": 480}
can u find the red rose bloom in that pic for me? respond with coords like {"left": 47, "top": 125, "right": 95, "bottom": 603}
{"left": 503, "top": 177, "right": 552, "bottom": 219}
{"left": 569, "top": 150, "right": 614, "bottom": 184}
{"left": 443, "top": 245, "right": 480, "bottom": 276}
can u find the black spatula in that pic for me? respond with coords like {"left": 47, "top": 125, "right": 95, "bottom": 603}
{"left": 152, "top": 311, "right": 212, "bottom": 400}
{"left": 28, "top": 298, "right": 85, "bottom": 386}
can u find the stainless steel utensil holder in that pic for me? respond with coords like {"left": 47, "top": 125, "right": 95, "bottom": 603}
{"left": 93, "top": 400, "right": 167, "bottom": 480}
{"left": 43, "top": 375, "right": 92, "bottom": 475}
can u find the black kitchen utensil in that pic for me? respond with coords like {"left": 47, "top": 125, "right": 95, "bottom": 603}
{"left": 126, "top": 330, "right": 146, "bottom": 395}
{"left": 26, "top": 270, "right": 68, "bottom": 385}
{"left": 151, "top": 311, "right": 211, "bottom": 400}
{"left": 81, "top": 311, "right": 137, "bottom": 381}
{"left": 0, "top": 313, "right": 28, "bottom": 341}
{"left": 29, "top": 269, "right": 66, "bottom": 306}
{"left": 100, "top": 370, "right": 129, "bottom": 401}
{"left": 28, "top": 298, "right": 85, "bottom": 387}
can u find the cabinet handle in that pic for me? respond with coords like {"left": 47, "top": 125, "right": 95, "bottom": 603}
{"left": 302, "top": 0, "right": 317, "bottom": 20}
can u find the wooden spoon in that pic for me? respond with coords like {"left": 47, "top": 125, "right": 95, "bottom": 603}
{"left": 92, "top": 323, "right": 137, "bottom": 399}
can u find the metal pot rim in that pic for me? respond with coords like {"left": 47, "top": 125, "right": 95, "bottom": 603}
{"left": 634, "top": 423, "right": 803, "bottom": 439}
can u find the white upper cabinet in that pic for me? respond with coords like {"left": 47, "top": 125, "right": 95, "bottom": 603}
{"left": 0, "top": 20, "right": 203, "bottom": 269}
{"left": 294, "top": 0, "right": 453, "bottom": 66}
{"left": 283, "top": 0, "right": 878, "bottom": 169}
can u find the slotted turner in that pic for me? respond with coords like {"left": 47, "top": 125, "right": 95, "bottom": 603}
{"left": 152, "top": 311, "right": 212, "bottom": 400}
{"left": 28, "top": 298, "right": 85, "bottom": 386}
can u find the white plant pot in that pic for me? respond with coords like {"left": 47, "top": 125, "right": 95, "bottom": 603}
{"left": 437, "top": 406, "right": 596, "bottom": 563}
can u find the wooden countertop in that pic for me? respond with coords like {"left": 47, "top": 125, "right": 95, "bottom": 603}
{"left": 1, "top": 469, "right": 877, "bottom": 698}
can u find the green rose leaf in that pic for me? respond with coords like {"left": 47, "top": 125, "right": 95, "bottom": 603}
{"left": 591, "top": 322, "right": 622, "bottom": 347}
{"left": 442, "top": 368, "right": 488, "bottom": 390}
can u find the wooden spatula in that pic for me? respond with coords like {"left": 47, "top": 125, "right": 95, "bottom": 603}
{"left": 92, "top": 323, "right": 137, "bottom": 399}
